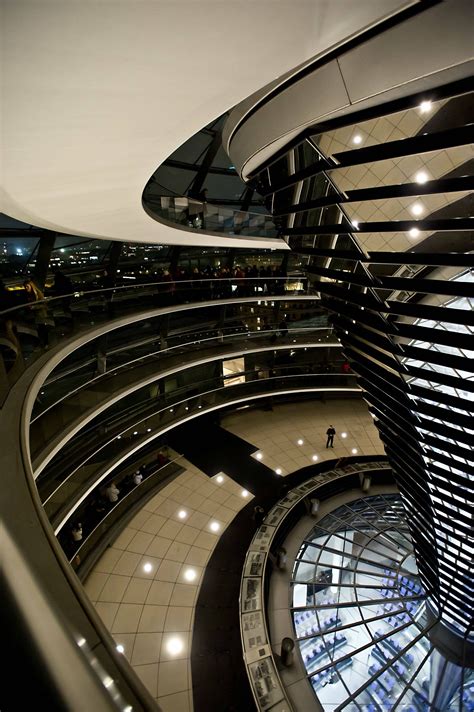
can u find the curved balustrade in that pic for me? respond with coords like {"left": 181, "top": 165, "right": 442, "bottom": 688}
{"left": 42, "top": 370, "right": 359, "bottom": 530}
{"left": 32, "top": 321, "right": 332, "bottom": 422}
{"left": 31, "top": 327, "right": 337, "bottom": 459}
{"left": 142, "top": 190, "right": 278, "bottom": 238}
{"left": 59, "top": 454, "right": 186, "bottom": 573}
{"left": 240, "top": 460, "right": 392, "bottom": 711}
{"left": 0, "top": 276, "right": 309, "bottom": 404}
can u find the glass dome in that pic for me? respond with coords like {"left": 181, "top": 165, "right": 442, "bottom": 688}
{"left": 290, "top": 494, "right": 473, "bottom": 711}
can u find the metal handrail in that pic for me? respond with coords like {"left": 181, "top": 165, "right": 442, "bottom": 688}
{"left": 32, "top": 326, "right": 336, "bottom": 422}
{"left": 1, "top": 276, "right": 308, "bottom": 317}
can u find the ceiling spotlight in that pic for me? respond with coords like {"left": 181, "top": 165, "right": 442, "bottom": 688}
{"left": 255, "top": 452, "right": 263, "bottom": 460}
{"left": 241, "top": 489, "right": 249, "bottom": 497}
{"left": 312, "top": 455, "right": 319, "bottom": 462}
{"left": 143, "top": 562, "right": 153, "bottom": 573}
{"left": 146, "top": 428, "right": 151, "bottom": 433}
{"left": 415, "top": 170, "right": 429, "bottom": 184}
{"left": 409, "top": 227, "right": 420, "bottom": 238}
{"left": 352, "top": 134, "right": 362, "bottom": 145}
{"left": 117, "top": 435, "right": 121, "bottom": 439}
{"left": 341, "top": 432, "right": 347, "bottom": 439}
{"left": 410, "top": 202, "right": 424, "bottom": 216}
{"left": 178, "top": 510, "right": 187, "bottom": 519}
{"left": 166, "top": 637, "right": 184, "bottom": 656}
{"left": 419, "top": 100, "right": 432, "bottom": 114}
{"left": 351, "top": 220, "right": 359, "bottom": 229}
{"left": 216, "top": 475, "right": 224, "bottom": 484}
{"left": 184, "top": 568, "right": 197, "bottom": 582}
{"left": 351, "top": 448, "right": 358, "bottom": 455}
{"left": 116, "top": 644, "right": 125, "bottom": 654}
{"left": 297, "top": 439, "right": 304, "bottom": 446}
{"left": 133, "top": 431, "right": 138, "bottom": 436}
{"left": 275, "top": 468, "right": 282, "bottom": 475}
{"left": 210, "top": 521, "right": 220, "bottom": 532}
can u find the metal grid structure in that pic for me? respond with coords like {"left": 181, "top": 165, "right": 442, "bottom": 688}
{"left": 249, "top": 82, "right": 473, "bottom": 654}
{"left": 291, "top": 494, "right": 473, "bottom": 711}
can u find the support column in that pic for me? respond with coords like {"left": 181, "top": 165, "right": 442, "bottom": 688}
{"left": 32, "top": 233, "right": 56, "bottom": 289}
{"left": 168, "top": 246, "right": 181, "bottom": 274}
{"left": 106, "top": 241, "right": 123, "bottom": 283}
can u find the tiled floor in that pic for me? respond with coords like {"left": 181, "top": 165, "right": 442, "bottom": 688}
{"left": 221, "top": 399, "right": 384, "bottom": 476}
{"left": 84, "top": 398, "right": 384, "bottom": 710}
{"left": 84, "top": 455, "right": 253, "bottom": 711}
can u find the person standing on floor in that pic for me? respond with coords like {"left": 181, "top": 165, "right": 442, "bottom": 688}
{"left": 326, "top": 425, "right": 336, "bottom": 448}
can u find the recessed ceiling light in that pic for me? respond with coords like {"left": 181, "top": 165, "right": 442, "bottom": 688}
{"left": 178, "top": 510, "right": 187, "bottom": 519}
{"left": 415, "top": 170, "right": 429, "bottom": 184}
{"left": 312, "top": 455, "right": 319, "bottom": 462}
{"left": 143, "top": 562, "right": 153, "bottom": 573}
{"left": 117, "top": 435, "right": 121, "bottom": 439}
{"left": 184, "top": 568, "right": 197, "bottom": 582}
{"left": 352, "top": 134, "right": 362, "bottom": 145}
{"left": 255, "top": 452, "right": 263, "bottom": 460}
{"left": 166, "top": 637, "right": 184, "bottom": 656}
{"left": 133, "top": 431, "right": 138, "bottom": 436}
{"left": 419, "top": 100, "right": 432, "bottom": 114}
{"left": 341, "top": 432, "right": 347, "bottom": 439}
{"left": 275, "top": 468, "right": 282, "bottom": 475}
{"left": 210, "top": 521, "right": 220, "bottom": 532}
{"left": 241, "top": 489, "right": 249, "bottom": 497}
{"left": 409, "top": 227, "right": 420, "bottom": 238}
{"left": 146, "top": 428, "right": 151, "bottom": 432}
{"left": 351, "top": 448, "right": 358, "bottom": 455}
{"left": 297, "top": 439, "right": 304, "bottom": 446}
{"left": 116, "top": 644, "right": 124, "bottom": 654}
{"left": 411, "top": 202, "right": 424, "bottom": 216}
{"left": 352, "top": 220, "right": 359, "bottom": 229}
{"left": 216, "top": 475, "right": 224, "bottom": 484}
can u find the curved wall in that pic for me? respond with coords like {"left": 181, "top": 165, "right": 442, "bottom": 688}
{"left": 1, "top": 0, "right": 409, "bottom": 246}
{"left": 231, "top": 66, "right": 474, "bottom": 645}
{"left": 225, "top": 0, "right": 474, "bottom": 179}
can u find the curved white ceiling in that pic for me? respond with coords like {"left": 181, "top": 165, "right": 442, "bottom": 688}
{"left": 1, "top": 0, "right": 409, "bottom": 246}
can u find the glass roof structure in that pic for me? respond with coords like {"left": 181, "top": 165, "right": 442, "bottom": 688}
{"left": 291, "top": 495, "right": 474, "bottom": 711}
{"left": 250, "top": 83, "right": 473, "bottom": 662}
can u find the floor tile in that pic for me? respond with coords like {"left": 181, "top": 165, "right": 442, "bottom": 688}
{"left": 131, "top": 632, "right": 162, "bottom": 665}
{"left": 138, "top": 605, "right": 168, "bottom": 633}
{"left": 122, "top": 578, "right": 153, "bottom": 604}
{"left": 157, "top": 660, "right": 188, "bottom": 697}
{"left": 97, "top": 574, "right": 130, "bottom": 603}
{"left": 111, "top": 603, "right": 143, "bottom": 633}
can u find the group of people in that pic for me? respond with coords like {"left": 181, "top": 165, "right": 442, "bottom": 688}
{"left": 155, "top": 263, "right": 289, "bottom": 298}
{"left": 63, "top": 449, "right": 171, "bottom": 558}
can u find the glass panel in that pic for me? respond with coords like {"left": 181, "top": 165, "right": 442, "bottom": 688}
{"left": 326, "top": 145, "right": 473, "bottom": 192}
{"left": 345, "top": 229, "right": 473, "bottom": 253}
{"left": 290, "top": 494, "right": 444, "bottom": 710}
{"left": 144, "top": 194, "right": 277, "bottom": 237}
{"left": 344, "top": 190, "right": 471, "bottom": 225}
{"left": 311, "top": 93, "right": 472, "bottom": 157}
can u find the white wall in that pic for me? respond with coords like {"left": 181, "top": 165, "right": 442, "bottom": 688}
{"left": 1, "top": 0, "right": 411, "bottom": 246}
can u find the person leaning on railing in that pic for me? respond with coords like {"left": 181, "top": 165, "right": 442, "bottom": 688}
{"left": 23, "top": 278, "right": 51, "bottom": 348}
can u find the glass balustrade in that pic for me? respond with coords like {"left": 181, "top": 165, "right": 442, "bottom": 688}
{"left": 31, "top": 321, "right": 332, "bottom": 421}
{"left": 142, "top": 192, "right": 278, "bottom": 238}
{"left": 0, "top": 276, "right": 310, "bottom": 405}
{"left": 36, "top": 349, "right": 347, "bottom": 490}
{"left": 40, "top": 367, "right": 357, "bottom": 527}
